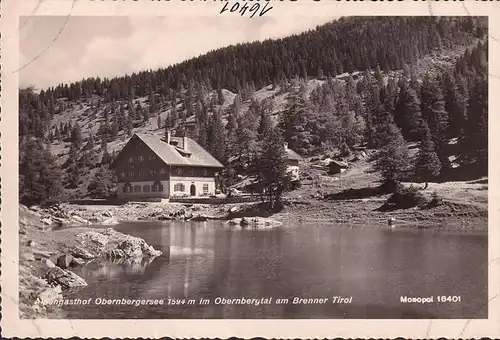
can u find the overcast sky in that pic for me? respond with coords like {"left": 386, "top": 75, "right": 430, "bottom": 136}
{"left": 19, "top": 15, "right": 336, "bottom": 90}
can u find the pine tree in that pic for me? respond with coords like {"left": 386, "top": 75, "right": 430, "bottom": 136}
{"left": 415, "top": 121, "right": 441, "bottom": 189}
{"left": 101, "top": 148, "right": 111, "bottom": 166}
{"left": 71, "top": 122, "right": 83, "bottom": 149}
{"left": 257, "top": 108, "right": 272, "bottom": 141}
{"left": 372, "top": 123, "right": 411, "bottom": 191}
{"left": 251, "top": 126, "right": 290, "bottom": 210}
{"left": 126, "top": 114, "right": 133, "bottom": 137}
{"left": 207, "top": 109, "right": 226, "bottom": 162}
{"left": 157, "top": 115, "right": 162, "bottom": 129}
{"left": 443, "top": 72, "right": 466, "bottom": 137}
{"left": 87, "top": 166, "right": 116, "bottom": 198}
{"left": 420, "top": 74, "right": 449, "bottom": 168}
{"left": 19, "top": 138, "right": 64, "bottom": 205}
{"left": 461, "top": 76, "right": 488, "bottom": 174}
{"left": 394, "top": 83, "right": 421, "bottom": 141}
{"left": 54, "top": 126, "right": 61, "bottom": 141}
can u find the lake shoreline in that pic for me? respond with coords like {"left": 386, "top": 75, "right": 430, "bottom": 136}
{"left": 18, "top": 194, "right": 487, "bottom": 318}
{"left": 40, "top": 195, "right": 487, "bottom": 231}
{"left": 19, "top": 205, "right": 162, "bottom": 319}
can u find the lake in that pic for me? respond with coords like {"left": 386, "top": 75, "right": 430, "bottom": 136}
{"left": 63, "top": 220, "right": 488, "bottom": 319}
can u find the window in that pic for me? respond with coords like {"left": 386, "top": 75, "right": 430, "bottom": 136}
{"left": 129, "top": 157, "right": 133, "bottom": 163}
{"left": 160, "top": 167, "right": 166, "bottom": 174}
{"left": 203, "top": 184, "right": 209, "bottom": 194}
{"left": 174, "top": 183, "right": 185, "bottom": 192}
{"left": 134, "top": 185, "right": 141, "bottom": 193}
{"left": 138, "top": 155, "right": 144, "bottom": 162}
{"left": 149, "top": 169, "right": 156, "bottom": 176}
{"left": 143, "top": 185, "right": 150, "bottom": 192}
{"left": 189, "top": 168, "right": 195, "bottom": 176}
{"left": 152, "top": 182, "right": 164, "bottom": 192}
{"left": 128, "top": 171, "right": 134, "bottom": 177}
{"left": 120, "top": 172, "right": 125, "bottom": 179}
{"left": 172, "top": 167, "right": 181, "bottom": 175}
{"left": 123, "top": 183, "right": 132, "bottom": 193}
{"left": 149, "top": 155, "right": 155, "bottom": 161}
{"left": 202, "top": 168, "right": 208, "bottom": 176}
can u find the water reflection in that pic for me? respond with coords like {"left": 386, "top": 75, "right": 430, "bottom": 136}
{"left": 64, "top": 221, "right": 488, "bottom": 319}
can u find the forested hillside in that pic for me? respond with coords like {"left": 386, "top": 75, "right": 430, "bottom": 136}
{"left": 19, "top": 16, "right": 488, "bottom": 204}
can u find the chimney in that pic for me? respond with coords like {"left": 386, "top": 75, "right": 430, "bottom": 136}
{"left": 183, "top": 136, "right": 188, "bottom": 151}
{"left": 284, "top": 142, "right": 288, "bottom": 150}
{"left": 167, "top": 130, "right": 171, "bottom": 145}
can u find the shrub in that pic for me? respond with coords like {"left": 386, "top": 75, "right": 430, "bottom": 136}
{"left": 427, "top": 190, "right": 443, "bottom": 207}
{"left": 386, "top": 185, "right": 427, "bottom": 209}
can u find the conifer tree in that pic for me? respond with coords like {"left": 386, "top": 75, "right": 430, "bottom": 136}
{"left": 257, "top": 108, "right": 273, "bottom": 141}
{"left": 443, "top": 72, "right": 466, "bottom": 137}
{"left": 420, "top": 74, "right": 449, "bottom": 168}
{"left": 251, "top": 126, "right": 290, "bottom": 210}
{"left": 372, "top": 123, "right": 411, "bottom": 191}
{"left": 207, "top": 109, "right": 226, "bottom": 162}
{"left": 87, "top": 166, "right": 116, "bottom": 199}
{"left": 461, "top": 76, "right": 488, "bottom": 173}
{"left": 19, "top": 138, "right": 63, "bottom": 205}
{"left": 71, "top": 122, "right": 83, "bottom": 149}
{"left": 415, "top": 121, "right": 441, "bottom": 189}
{"left": 394, "top": 83, "right": 421, "bottom": 141}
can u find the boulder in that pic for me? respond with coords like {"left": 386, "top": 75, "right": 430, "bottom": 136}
{"left": 158, "top": 214, "right": 172, "bottom": 221}
{"left": 33, "top": 250, "right": 52, "bottom": 260}
{"left": 102, "top": 211, "right": 112, "bottom": 218}
{"left": 70, "top": 257, "right": 86, "bottom": 267}
{"left": 107, "top": 248, "right": 126, "bottom": 259}
{"left": 240, "top": 217, "right": 249, "bottom": 227}
{"left": 56, "top": 254, "right": 74, "bottom": 269}
{"left": 117, "top": 238, "right": 162, "bottom": 258}
{"left": 71, "top": 246, "right": 95, "bottom": 260}
{"left": 101, "top": 216, "right": 119, "bottom": 225}
{"left": 44, "top": 267, "right": 87, "bottom": 289}
{"left": 43, "top": 259, "right": 57, "bottom": 269}
{"left": 26, "top": 239, "right": 36, "bottom": 247}
{"left": 41, "top": 218, "right": 53, "bottom": 226}
{"left": 77, "top": 231, "right": 109, "bottom": 248}
{"left": 52, "top": 217, "right": 65, "bottom": 228}
{"left": 21, "top": 252, "right": 35, "bottom": 262}
{"left": 117, "top": 239, "right": 146, "bottom": 258}
{"left": 191, "top": 214, "right": 208, "bottom": 221}
{"left": 71, "top": 215, "right": 91, "bottom": 225}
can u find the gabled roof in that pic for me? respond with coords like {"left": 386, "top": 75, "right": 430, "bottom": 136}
{"left": 113, "top": 133, "right": 224, "bottom": 168}
{"left": 286, "top": 148, "right": 303, "bottom": 161}
{"left": 329, "top": 160, "right": 349, "bottom": 168}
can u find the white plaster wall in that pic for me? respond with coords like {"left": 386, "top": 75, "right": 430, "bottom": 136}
{"left": 117, "top": 180, "right": 170, "bottom": 199}
{"left": 287, "top": 165, "right": 300, "bottom": 180}
{"left": 169, "top": 176, "right": 216, "bottom": 197}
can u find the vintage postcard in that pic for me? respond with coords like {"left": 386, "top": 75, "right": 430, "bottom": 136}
{"left": 1, "top": 0, "right": 499, "bottom": 338}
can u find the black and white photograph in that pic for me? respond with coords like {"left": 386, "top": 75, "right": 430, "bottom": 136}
{"left": 17, "top": 14, "right": 488, "bottom": 321}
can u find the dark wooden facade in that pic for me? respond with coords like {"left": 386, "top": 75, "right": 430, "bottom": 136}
{"left": 112, "top": 135, "right": 217, "bottom": 183}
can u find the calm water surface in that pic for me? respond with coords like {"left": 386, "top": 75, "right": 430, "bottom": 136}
{"left": 63, "top": 221, "right": 488, "bottom": 319}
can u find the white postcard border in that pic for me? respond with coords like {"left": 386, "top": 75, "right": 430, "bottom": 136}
{"left": 1, "top": 0, "right": 499, "bottom": 338}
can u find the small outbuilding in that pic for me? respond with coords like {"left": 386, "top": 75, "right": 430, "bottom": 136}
{"left": 328, "top": 160, "right": 349, "bottom": 174}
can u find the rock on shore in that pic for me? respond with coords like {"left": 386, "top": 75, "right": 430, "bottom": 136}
{"left": 19, "top": 205, "right": 162, "bottom": 319}
{"left": 227, "top": 217, "right": 282, "bottom": 228}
